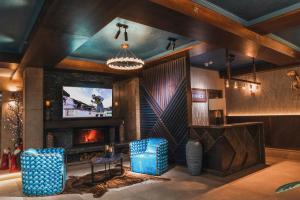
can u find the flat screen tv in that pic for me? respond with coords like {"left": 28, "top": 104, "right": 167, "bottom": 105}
{"left": 62, "top": 86, "right": 112, "bottom": 118}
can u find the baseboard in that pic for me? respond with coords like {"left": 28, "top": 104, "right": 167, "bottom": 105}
{"left": 266, "top": 147, "right": 300, "bottom": 161}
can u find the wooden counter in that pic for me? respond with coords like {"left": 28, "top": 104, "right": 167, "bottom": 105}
{"left": 190, "top": 122, "right": 265, "bottom": 176}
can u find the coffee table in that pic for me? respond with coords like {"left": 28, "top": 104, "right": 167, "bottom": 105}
{"left": 90, "top": 153, "right": 123, "bottom": 183}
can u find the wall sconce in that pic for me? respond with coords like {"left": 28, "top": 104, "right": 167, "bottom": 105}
{"left": 114, "top": 101, "right": 119, "bottom": 107}
{"left": 45, "top": 100, "right": 51, "bottom": 108}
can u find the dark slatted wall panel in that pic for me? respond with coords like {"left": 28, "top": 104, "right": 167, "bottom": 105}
{"left": 140, "top": 57, "right": 189, "bottom": 164}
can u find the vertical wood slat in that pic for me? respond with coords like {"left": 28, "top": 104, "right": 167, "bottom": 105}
{"left": 140, "top": 56, "right": 189, "bottom": 164}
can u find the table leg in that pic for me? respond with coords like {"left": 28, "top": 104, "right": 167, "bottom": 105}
{"left": 121, "top": 158, "right": 123, "bottom": 175}
{"left": 105, "top": 163, "right": 107, "bottom": 178}
{"left": 109, "top": 162, "right": 111, "bottom": 177}
{"left": 91, "top": 163, "right": 94, "bottom": 183}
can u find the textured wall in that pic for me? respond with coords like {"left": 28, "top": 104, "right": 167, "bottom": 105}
{"left": 227, "top": 66, "right": 300, "bottom": 115}
{"left": 24, "top": 68, "right": 44, "bottom": 149}
{"left": 113, "top": 78, "right": 140, "bottom": 141}
{"left": 140, "top": 57, "right": 189, "bottom": 164}
{"left": 190, "top": 67, "right": 225, "bottom": 125}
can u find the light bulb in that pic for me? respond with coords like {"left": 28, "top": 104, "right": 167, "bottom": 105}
{"left": 234, "top": 81, "right": 238, "bottom": 89}
{"left": 225, "top": 80, "right": 230, "bottom": 88}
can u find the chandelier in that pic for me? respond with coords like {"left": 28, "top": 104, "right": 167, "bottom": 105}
{"left": 106, "top": 43, "right": 144, "bottom": 70}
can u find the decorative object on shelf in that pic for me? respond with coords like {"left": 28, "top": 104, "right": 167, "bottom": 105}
{"left": 130, "top": 138, "right": 168, "bottom": 175}
{"left": 286, "top": 70, "right": 300, "bottom": 91}
{"left": 21, "top": 148, "right": 66, "bottom": 196}
{"left": 10, "top": 138, "right": 23, "bottom": 172}
{"left": 106, "top": 43, "right": 144, "bottom": 70}
{"left": 5, "top": 92, "right": 23, "bottom": 148}
{"left": 105, "top": 144, "right": 114, "bottom": 158}
{"left": 192, "top": 88, "right": 207, "bottom": 102}
{"left": 186, "top": 140, "right": 203, "bottom": 176}
{"left": 0, "top": 148, "right": 11, "bottom": 170}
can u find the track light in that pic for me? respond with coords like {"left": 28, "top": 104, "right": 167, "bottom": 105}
{"left": 124, "top": 28, "right": 128, "bottom": 41}
{"left": 166, "top": 37, "right": 177, "bottom": 51}
{"left": 114, "top": 26, "right": 121, "bottom": 39}
{"left": 114, "top": 23, "right": 128, "bottom": 41}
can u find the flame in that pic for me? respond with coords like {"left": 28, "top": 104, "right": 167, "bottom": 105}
{"left": 84, "top": 130, "right": 98, "bottom": 143}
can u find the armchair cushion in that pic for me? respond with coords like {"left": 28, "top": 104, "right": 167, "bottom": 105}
{"left": 131, "top": 153, "right": 157, "bottom": 175}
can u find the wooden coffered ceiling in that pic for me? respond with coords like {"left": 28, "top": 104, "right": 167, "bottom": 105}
{"left": 0, "top": 0, "right": 299, "bottom": 80}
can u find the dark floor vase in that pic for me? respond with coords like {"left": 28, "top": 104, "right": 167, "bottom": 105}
{"left": 186, "top": 140, "right": 203, "bottom": 176}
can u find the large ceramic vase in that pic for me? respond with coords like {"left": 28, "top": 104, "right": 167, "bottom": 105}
{"left": 186, "top": 140, "right": 203, "bottom": 176}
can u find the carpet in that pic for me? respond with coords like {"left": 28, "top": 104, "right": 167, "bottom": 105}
{"left": 64, "top": 166, "right": 170, "bottom": 198}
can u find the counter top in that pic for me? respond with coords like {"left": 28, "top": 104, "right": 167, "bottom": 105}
{"left": 191, "top": 122, "right": 263, "bottom": 129}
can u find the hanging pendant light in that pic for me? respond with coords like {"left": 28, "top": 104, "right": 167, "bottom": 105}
{"left": 106, "top": 43, "right": 144, "bottom": 70}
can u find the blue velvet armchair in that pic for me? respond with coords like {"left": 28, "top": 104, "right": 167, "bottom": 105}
{"left": 130, "top": 138, "right": 168, "bottom": 175}
{"left": 21, "top": 148, "right": 66, "bottom": 196}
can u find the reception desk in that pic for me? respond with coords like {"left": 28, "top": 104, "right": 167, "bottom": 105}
{"left": 190, "top": 122, "right": 265, "bottom": 176}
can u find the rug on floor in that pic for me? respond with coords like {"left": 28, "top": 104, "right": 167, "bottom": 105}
{"left": 64, "top": 166, "right": 170, "bottom": 198}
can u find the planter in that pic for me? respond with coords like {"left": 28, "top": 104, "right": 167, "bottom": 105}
{"left": 186, "top": 140, "right": 203, "bottom": 176}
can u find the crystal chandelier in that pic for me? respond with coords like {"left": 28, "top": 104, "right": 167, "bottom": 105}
{"left": 106, "top": 43, "right": 144, "bottom": 70}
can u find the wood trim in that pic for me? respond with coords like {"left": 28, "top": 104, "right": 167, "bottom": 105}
{"left": 56, "top": 58, "right": 139, "bottom": 77}
{"left": 249, "top": 8, "right": 300, "bottom": 34}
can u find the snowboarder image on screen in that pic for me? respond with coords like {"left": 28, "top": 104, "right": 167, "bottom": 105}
{"left": 91, "top": 94, "right": 104, "bottom": 117}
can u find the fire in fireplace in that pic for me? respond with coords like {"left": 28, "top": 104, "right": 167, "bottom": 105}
{"left": 73, "top": 128, "right": 106, "bottom": 146}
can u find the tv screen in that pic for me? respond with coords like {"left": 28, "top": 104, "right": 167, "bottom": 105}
{"left": 62, "top": 86, "right": 112, "bottom": 118}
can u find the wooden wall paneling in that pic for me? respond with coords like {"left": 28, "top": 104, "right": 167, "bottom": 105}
{"left": 140, "top": 56, "right": 189, "bottom": 164}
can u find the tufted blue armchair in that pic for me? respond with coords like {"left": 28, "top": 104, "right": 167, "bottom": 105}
{"left": 21, "top": 148, "right": 66, "bottom": 196}
{"left": 130, "top": 138, "right": 168, "bottom": 175}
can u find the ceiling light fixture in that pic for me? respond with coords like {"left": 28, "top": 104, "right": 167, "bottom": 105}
{"left": 114, "top": 23, "right": 128, "bottom": 40}
{"left": 166, "top": 37, "right": 177, "bottom": 51}
{"left": 106, "top": 43, "right": 144, "bottom": 70}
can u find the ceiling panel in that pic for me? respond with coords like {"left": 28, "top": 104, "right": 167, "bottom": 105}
{"left": 70, "top": 18, "right": 196, "bottom": 61}
{"left": 0, "top": 0, "right": 44, "bottom": 54}
{"left": 190, "top": 48, "right": 275, "bottom": 70}
{"left": 274, "top": 25, "right": 300, "bottom": 50}
{"left": 204, "top": 0, "right": 299, "bottom": 21}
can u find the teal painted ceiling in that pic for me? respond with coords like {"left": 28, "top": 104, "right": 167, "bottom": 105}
{"left": 0, "top": 0, "right": 44, "bottom": 53}
{"left": 70, "top": 18, "right": 196, "bottom": 62}
{"left": 205, "top": 0, "right": 300, "bottom": 21}
{"left": 193, "top": 0, "right": 300, "bottom": 53}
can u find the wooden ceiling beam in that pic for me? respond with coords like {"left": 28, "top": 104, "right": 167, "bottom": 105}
{"left": 132, "top": 0, "right": 299, "bottom": 64}
{"left": 249, "top": 8, "right": 300, "bottom": 35}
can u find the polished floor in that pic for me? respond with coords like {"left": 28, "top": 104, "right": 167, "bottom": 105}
{"left": 0, "top": 150, "right": 299, "bottom": 200}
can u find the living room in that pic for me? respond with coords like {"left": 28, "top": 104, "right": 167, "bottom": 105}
{"left": 0, "top": 0, "right": 300, "bottom": 199}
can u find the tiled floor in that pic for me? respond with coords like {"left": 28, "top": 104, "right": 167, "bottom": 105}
{"left": 0, "top": 156, "right": 299, "bottom": 200}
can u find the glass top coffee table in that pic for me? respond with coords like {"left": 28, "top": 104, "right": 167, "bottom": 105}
{"left": 90, "top": 153, "right": 123, "bottom": 183}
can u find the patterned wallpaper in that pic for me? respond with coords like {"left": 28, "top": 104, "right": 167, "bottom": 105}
{"left": 226, "top": 66, "right": 300, "bottom": 115}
